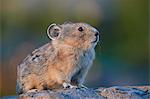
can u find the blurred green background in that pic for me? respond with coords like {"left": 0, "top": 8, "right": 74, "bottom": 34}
{"left": 0, "top": 0, "right": 149, "bottom": 96}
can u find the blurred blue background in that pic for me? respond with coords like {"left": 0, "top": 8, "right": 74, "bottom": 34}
{"left": 0, "top": 0, "right": 149, "bottom": 96}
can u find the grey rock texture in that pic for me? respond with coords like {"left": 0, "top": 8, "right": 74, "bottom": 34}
{"left": 19, "top": 86, "right": 150, "bottom": 99}
{"left": 98, "top": 86, "right": 150, "bottom": 99}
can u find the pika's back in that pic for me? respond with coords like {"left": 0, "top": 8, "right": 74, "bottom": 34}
{"left": 17, "top": 43, "right": 53, "bottom": 77}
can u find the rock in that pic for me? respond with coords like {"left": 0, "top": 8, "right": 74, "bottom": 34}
{"left": 18, "top": 86, "right": 150, "bottom": 99}
{"left": 19, "top": 88, "right": 102, "bottom": 99}
{"left": 98, "top": 86, "right": 150, "bottom": 99}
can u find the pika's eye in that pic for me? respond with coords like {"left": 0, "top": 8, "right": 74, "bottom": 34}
{"left": 78, "top": 27, "right": 84, "bottom": 32}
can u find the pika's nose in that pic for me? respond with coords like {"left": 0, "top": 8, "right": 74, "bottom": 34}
{"left": 95, "top": 31, "right": 99, "bottom": 37}
{"left": 92, "top": 28, "right": 100, "bottom": 36}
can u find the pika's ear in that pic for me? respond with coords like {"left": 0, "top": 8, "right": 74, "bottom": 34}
{"left": 47, "top": 23, "right": 61, "bottom": 40}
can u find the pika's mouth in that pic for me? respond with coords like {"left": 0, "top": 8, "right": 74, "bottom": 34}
{"left": 92, "top": 35, "right": 99, "bottom": 43}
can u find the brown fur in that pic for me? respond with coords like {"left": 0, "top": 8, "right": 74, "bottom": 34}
{"left": 16, "top": 22, "right": 99, "bottom": 94}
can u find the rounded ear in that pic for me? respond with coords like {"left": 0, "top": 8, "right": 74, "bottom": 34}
{"left": 47, "top": 23, "right": 61, "bottom": 40}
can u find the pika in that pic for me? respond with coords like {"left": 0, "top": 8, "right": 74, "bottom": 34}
{"left": 16, "top": 22, "right": 100, "bottom": 94}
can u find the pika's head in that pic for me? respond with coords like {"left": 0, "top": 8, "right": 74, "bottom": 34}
{"left": 47, "top": 22, "right": 100, "bottom": 50}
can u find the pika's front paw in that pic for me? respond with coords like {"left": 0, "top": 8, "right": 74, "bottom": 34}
{"left": 27, "top": 89, "right": 38, "bottom": 93}
{"left": 63, "top": 82, "right": 77, "bottom": 89}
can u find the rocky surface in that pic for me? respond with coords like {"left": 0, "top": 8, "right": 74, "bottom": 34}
{"left": 18, "top": 86, "right": 150, "bottom": 99}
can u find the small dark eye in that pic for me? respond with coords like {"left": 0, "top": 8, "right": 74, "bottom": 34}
{"left": 78, "top": 27, "right": 84, "bottom": 32}
{"left": 54, "top": 28, "right": 59, "bottom": 31}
